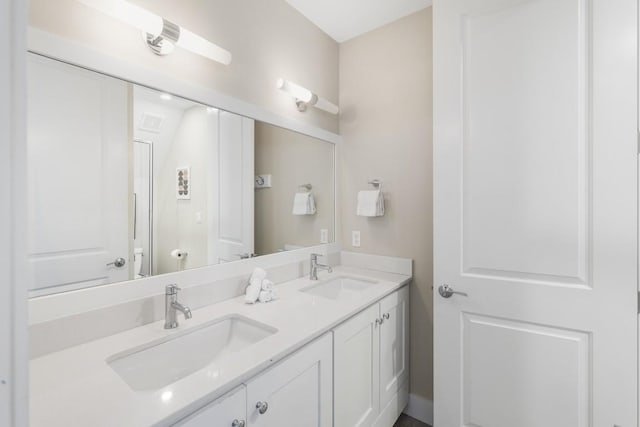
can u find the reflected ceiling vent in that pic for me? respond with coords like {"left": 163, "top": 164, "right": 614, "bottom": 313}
{"left": 139, "top": 113, "right": 164, "bottom": 133}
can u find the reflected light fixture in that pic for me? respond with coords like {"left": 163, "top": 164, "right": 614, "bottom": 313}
{"left": 276, "top": 78, "right": 339, "bottom": 115}
{"left": 77, "top": 0, "right": 232, "bottom": 65}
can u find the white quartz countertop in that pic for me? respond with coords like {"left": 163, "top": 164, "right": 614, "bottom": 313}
{"left": 30, "top": 266, "right": 411, "bottom": 427}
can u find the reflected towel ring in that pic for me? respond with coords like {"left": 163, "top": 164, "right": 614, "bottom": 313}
{"left": 368, "top": 180, "right": 382, "bottom": 190}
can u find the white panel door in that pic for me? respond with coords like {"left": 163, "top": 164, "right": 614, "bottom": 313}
{"left": 433, "top": 0, "right": 638, "bottom": 426}
{"left": 174, "top": 386, "right": 246, "bottom": 427}
{"left": 211, "top": 111, "right": 254, "bottom": 263}
{"left": 379, "top": 286, "right": 409, "bottom": 410}
{"left": 334, "top": 304, "right": 380, "bottom": 427}
{"left": 246, "top": 333, "right": 333, "bottom": 427}
{"left": 27, "top": 54, "right": 129, "bottom": 292}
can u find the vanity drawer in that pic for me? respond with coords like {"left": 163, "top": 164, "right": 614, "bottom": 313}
{"left": 174, "top": 386, "right": 246, "bottom": 427}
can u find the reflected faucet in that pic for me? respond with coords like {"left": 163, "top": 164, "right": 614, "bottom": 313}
{"left": 310, "top": 253, "right": 333, "bottom": 280}
{"left": 164, "top": 284, "right": 192, "bottom": 329}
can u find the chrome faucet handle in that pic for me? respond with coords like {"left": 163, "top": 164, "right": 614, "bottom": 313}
{"left": 165, "top": 284, "right": 181, "bottom": 295}
{"left": 310, "top": 253, "right": 322, "bottom": 260}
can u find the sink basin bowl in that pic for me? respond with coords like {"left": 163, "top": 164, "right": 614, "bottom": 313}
{"left": 107, "top": 315, "right": 277, "bottom": 391}
{"left": 300, "top": 276, "right": 378, "bottom": 300}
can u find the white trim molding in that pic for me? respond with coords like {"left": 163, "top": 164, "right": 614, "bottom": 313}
{"left": 403, "top": 393, "right": 434, "bottom": 426}
{"left": 1, "top": 0, "right": 29, "bottom": 426}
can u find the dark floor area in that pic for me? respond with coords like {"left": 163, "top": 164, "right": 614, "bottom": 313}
{"left": 394, "top": 413, "right": 431, "bottom": 427}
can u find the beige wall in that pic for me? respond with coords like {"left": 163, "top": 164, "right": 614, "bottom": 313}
{"left": 254, "top": 122, "right": 335, "bottom": 255}
{"left": 29, "top": 0, "right": 339, "bottom": 133}
{"left": 339, "top": 8, "right": 433, "bottom": 400}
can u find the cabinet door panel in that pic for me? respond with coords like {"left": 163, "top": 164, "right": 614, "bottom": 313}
{"left": 379, "top": 286, "right": 409, "bottom": 409}
{"left": 247, "top": 333, "right": 332, "bottom": 427}
{"left": 334, "top": 304, "right": 380, "bottom": 427}
{"left": 174, "top": 386, "right": 246, "bottom": 427}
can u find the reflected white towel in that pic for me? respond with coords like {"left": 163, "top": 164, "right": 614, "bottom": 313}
{"left": 245, "top": 267, "right": 267, "bottom": 304}
{"left": 292, "top": 192, "right": 316, "bottom": 215}
{"left": 357, "top": 190, "right": 385, "bottom": 217}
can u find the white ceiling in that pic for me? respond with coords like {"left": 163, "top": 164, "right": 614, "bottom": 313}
{"left": 285, "top": 0, "right": 432, "bottom": 43}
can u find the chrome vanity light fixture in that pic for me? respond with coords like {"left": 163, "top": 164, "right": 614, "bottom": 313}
{"left": 77, "top": 0, "right": 232, "bottom": 65}
{"left": 276, "top": 78, "right": 340, "bottom": 115}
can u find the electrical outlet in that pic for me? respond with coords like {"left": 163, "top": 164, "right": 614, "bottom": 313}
{"left": 255, "top": 174, "right": 272, "bottom": 188}
{"left": 352, "top": 230, "right": 361, "bottom": 247}
{"left": 320, "top": 229, "right": 329, "bottom": 244}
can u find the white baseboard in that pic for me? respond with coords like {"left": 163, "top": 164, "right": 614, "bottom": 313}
{"left": 403, "top": 393, "right": 433, "bottom": 426}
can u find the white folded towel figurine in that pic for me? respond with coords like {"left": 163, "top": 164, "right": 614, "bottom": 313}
{"left": 357, "top": 190, "right": 385, "bottom": 217}
{"left": 261, "top": 279, "right": 274, "bottom": 291}
{"left": 292, "top": 192, "right": 316, "bottom": 215}
{"left": 245, "top": 267, "right": 267, "bottom": 304}
{"left": 258, "top": 290, "right": 273, "bottom": 303}
{"left": 258, "top": 279, "right": 277, "bottom": 303}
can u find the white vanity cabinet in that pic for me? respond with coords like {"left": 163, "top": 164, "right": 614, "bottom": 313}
{"left": 174, "top": 386, "right": 246, "bottom": 427}
{"left": 173, "top": 285, "right": 408, "bottom": 427}
{"left": 175, "top": 333, "right": 333, "bottom": 427}
{"left": 246, "top": 333, "right": 333, "bottom": 426}
{"left": 333, "top": 286, "right": 409, "bottom": 427}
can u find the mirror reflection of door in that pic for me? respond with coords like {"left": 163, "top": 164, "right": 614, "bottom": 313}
{"left": 27, "top": 54, "right": 130, "bottom": 295}
{"left": 132, "top": 139, "right": 153, "bottom": 279}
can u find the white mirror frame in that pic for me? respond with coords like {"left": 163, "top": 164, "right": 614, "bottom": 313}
{"left": 26, "top": 28, "right": 342, "bottom": 319}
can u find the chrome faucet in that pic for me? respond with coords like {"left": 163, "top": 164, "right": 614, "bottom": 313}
{"left": 164, "top": 284, "right": 192, "bottom": 329}
{"left": 310, "top": 253, "right": 333, "bottom": 280}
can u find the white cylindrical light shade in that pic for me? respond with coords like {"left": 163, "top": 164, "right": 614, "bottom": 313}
{"left": 177, "top": 29, "right": 232, "bottom": 65}
{"left": 78, "top": 0, "right": 163, "bottom": 36}
{"left": 276, "top": 79, "right": 314, "bottom": 103}
{"left": 313, "top": 97, "right": 340, "bottom": 115}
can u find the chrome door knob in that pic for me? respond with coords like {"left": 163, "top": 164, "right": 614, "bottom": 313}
{"left": 256, "top": 401, "right": 269, "bottom": 414}
{"left": 231, "top": 420, "right": 246, "bottom": 427}
{"left": 107, "top": 257, "right": 126, "bottom": 268}
{"left": 438, "top": 284, "right": 468, "bottom": 298}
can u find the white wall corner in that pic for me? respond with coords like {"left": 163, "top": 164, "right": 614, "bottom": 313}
{"left": 403, "top": 393, "right": 433, "bottom": 426}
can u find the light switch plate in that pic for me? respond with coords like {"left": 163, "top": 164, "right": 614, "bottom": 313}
{"left": 320, "top": 229, "right": 329, "bottom": 244}
{"left": 352, "top": 230, "right": 361, "bottom": 247}
{"left": 255, "top": 174, "right": 272, "bottom": 188}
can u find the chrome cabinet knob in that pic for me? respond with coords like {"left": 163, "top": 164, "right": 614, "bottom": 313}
{"left": 438, "top": 284, "right": 468, "bottom": 298}
{"left": 107, "top": 257, "right": 126, "bottom": 268}
{"left": 256, "top": 401, "right": 269, "bottom": 414}
{"left": 231, "top": 420, "right": 246, "bottom": 427}
{"left": 383, "top": 313, "right": 390, "bottom": 320}
{"left": 375, "top": 318, "right": 382, "bottom": 326}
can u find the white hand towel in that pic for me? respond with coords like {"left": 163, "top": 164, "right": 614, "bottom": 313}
{"left": 261, "top": 279, "right": 274, "bottom": 291}
{"left": 258, "top": 290, "right": 273, "bottom": 303}
{"left": 357, "top": 190, "right": 385, "bottom": 217}
{"left": 292, "top": 192, "right": 317, "bottom": 215}
{"left": 249, "top": 267, "right": 267, "bottom": 286}
{"left": 245, "top": 281, "right": 261, "bottom": 304}
{"left": 245, "top": 267, "right": 268, "bottom": 304}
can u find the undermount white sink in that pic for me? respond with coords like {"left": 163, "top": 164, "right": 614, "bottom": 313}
{"left": 107, "top": 315, "right": 277, "bottom": 391}
{"left": 300, "top": 276, "right": 379, "bottom": 300}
